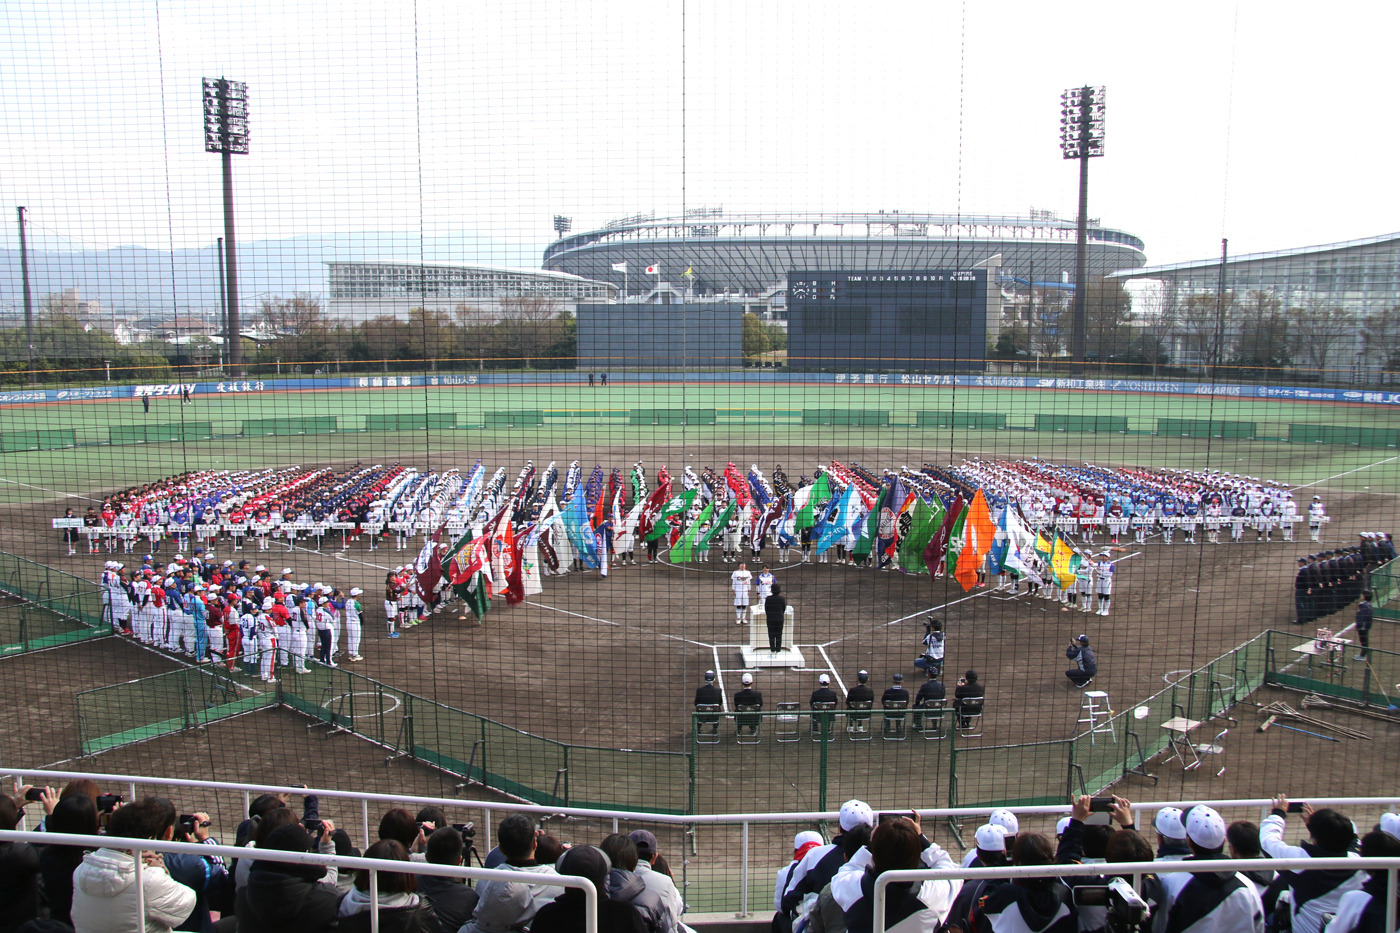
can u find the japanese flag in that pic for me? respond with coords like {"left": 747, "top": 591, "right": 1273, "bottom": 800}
{"left": 645, "top": 264, "right": 660, "bottom": 275}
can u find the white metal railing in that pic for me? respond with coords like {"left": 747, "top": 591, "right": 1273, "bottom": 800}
{"left": 0, "top": 830, "right": 599, "bottom": 933}
{"left": 874, "top": 858, "right": 1400, "bottom": 933}
{"left": 8, "top": 768, "right": 1400, "bottom": 919}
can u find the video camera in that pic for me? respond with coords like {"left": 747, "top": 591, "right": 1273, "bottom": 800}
{"left": 1072, "top": 877, "right": 1150, "bottom": 932}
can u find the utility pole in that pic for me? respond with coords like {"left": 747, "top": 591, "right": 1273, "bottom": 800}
{"left": 203, "top": 78, "right": 249, "bottom": 375}
{"left": 16, "top": 207, "right": 35, "bottom": 384}
{"left": 1059, "top": 86, "right": 1105, "bottom": 377}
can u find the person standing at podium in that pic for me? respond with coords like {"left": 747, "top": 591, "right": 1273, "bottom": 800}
{"left": 764, "top": 584, "right": 788, "bottom": 651}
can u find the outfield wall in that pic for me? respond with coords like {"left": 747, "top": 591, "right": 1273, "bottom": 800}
{"left": 3, "top": 372, "right": 1400, "bottom": 407}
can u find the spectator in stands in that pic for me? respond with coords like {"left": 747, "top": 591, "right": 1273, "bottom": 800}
{"left": 1260, "top": 796, "right": 1364, "bottom": 933}
{"left": 535, "top": 836, "right": 566, "bottom": 867}
{"left": 164, "top": 811, "right": 229, "bottom": 933}
{"left": 235, "top": 822, "right": 342, "bottom": 933}
{"left": 943, "top": 825, "right": 1008, "bottom": 931}
{"left": 0, "top": 792, "right": 42, "bottom": 932}
{"left": 1153, "top": 807, "right": 1190, "bottom": 861}
{"left": 775, "top": 832, "right": 824, "bottom": 913}
{"left": 802, "top": 824, "right": 870, "bottom": 933}
{"left": 780, "top": 800, "right": 876, "bottom": 917}
{"left": 379, "top": 808, "right": 430, "bottom": 860}
{"left": 235, "top": 807, "right": 301, "bottom": 891}
{"left": 462, "top": 814, "right": 562, "bottom": 933}
{"left": 1227, "top": 821, "right": 1276, "bottom": 899}
{"left": 601, "top": 833, "right": 672, "bottom": 933}
{"left": 337, "top": 839, "right": 440, "bottom": 932}
{"left": 952, "top": 671, "right": 983, "bottom": 730}
{"left": 418, "top": 827, "right": 479, "bottom": 933}
{"left": 734, "top": 673, "right": 763, "bottom": 735}
{"left": 833, "top": 812, "right": 961, "bottom": 933}
{"left": 626, "top": 831, "right": 683, "bottom": 927}
{"left": 1039, "top": 796, "right": 1142, "bottom": 933}
{"left": 39, "top": 793, "right": 100, "bottom": 926}
{"left": 1157, "top": 806, "right": 1265, "bottom": 933}
{"left": 70, "top": 796, "right": 197, "bottom": 933}
{"left": 531, "top": 845, "right": 647, "bottom": 933}
{"left": 1328, "top": 829, "right": 1400, "bottom": 933}
{"left": 235, "top": 794, "right": 289, "bottom": 849}
{"left": 964, "top": 833, "right": 1074, "bottom": 933}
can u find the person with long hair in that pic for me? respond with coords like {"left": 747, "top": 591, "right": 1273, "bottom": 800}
{"left": 39, "top": 793, "right": 100, "bottom": 926}
{"left": 832, "top": 813, "right": 961, "bottom": 933}
{"left": 337, "top": 839, "right": 440, "bottom": 932}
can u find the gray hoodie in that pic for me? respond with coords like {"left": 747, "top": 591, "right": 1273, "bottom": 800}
{"left": 606, "top": 868, "right": 673, "bottom": 933}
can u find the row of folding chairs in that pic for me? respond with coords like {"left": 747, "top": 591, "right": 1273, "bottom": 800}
{"left": 694, "top": 697, "right": 984, "bottom": 745}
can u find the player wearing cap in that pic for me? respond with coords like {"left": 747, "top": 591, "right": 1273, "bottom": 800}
{"left": 694, "top": 671, "right": 722, "bottom": 736}
{"left": 779, "top": 800, "right": 876, "bottom": 918}
{"left": 1094, "top": 558, "right": 1115, "bottom": 616}
{"left": 776, "top": 831, "right": 825, "bottom": 912}
{"left": 960, "top": 810, "right": 1019, "bottom": 868}
{"left": 254, "top": 599, "right": 277, "bottom": 682}
{"left": 944, "top": 823, "right": 1009, "bottom": 928}
{"left": 1308, "top": 495, "right": 1328, "bottom": 542}
{"left": 1328, "top": 827, "right": 1400, "bottom": 933}
{"left": 344, "top": 587, "right": 364, "bottom": 662}
{"left": 810, "top": 674, "right": 838, "bottom": 707}
{"left": 1156, "top": 806, "right": 1265, "bottom": 933}
{"left": 730, "top": 562, "right": 753, "bottom": 624}
{"left": 1064, "top": 635, "right": 1097, "bottom": 688}
{"left": 1260, "top": 795, "right": 1364, "bottom": 933}
{"left": 383, "top": 571, "right": 401, "bottom": 639}
{"left": 734, "top": 672, "right": 762, "bottom": 735}
{"left": 828, "top": 810, "right": 961, "bottom": 933}
{"left": 915, "top": 619, "right": 945, "bottom": 678}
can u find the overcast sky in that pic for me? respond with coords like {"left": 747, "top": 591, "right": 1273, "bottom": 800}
{"left": 1, "top": 0, "right": 1395, "bottom": 269}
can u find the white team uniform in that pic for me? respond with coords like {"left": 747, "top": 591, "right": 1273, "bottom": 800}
{"left": 344, "top": 598, "right": 363, "bottom": 659}
{"left": 730, "top": 568, "right": 752, "bottom": 622}
{"left": 756, "top": 571, "right": 775, "bottom": 601}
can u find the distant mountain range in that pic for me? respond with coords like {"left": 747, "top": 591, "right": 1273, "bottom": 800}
{"left": 0, "top": 231, "right": 546, "bottom": 317}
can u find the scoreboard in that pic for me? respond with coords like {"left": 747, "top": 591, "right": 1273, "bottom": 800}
{"left": 786, "top": 269, "right": 990, "bottom": 372}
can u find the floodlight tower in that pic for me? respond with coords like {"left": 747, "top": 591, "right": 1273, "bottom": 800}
{"left": 1060, "top": 85, "right": 1105, "bottom": 376}
{"left": 204, "top": 78, "right": 249, "bottom": 375}
{"left": 553, "top": 215, "right": 572, "bottom": 239}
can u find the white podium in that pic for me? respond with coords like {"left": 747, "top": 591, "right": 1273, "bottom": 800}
{"left": 740, "top": 605, "right": 804, "bottom": 669}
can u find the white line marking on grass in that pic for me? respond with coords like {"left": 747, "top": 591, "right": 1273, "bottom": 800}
{"left": 292, "top": 545, "right": 393, "bottom": 571}
{"left": 522, "top": 603, "right": 618, "bottom": 626}
{"left": 818, "top": 645, "right": 846, "bottom": 695}
{"left": 0, "top": 477, "right": 101, "bottom": 501}
{"left": 712, "top": 646, "right": 727, "bottom": 712}
{"left": 821, "top": 591, "right": 988, "bottom": 647}
{"left": 321, "top": 691, "right": 401, "bottom": 718}
{"left": 1292, "top": 456, "right": 1400, "bottom": 490}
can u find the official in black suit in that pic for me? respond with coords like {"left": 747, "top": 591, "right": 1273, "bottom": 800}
{"left": 809, "top": 673, "right": 838, "bottom": 706}
{"left": 845, "top": 670, "right": 874, "bottom": 706}
{"left": 734, "top": 673, "right": 763, "bottom": 734}
{"left": 694, "top": 670, "right": 722, "bottom": 734}
{"left": 764, "top": 585, "right": 788, "bottom": 651}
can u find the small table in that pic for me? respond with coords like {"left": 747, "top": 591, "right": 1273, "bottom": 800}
{"left": 1291, "top": 638, "right": 1351, "bottom": 680}
{"left": 1161, "top": 717, "right": 1202, "bottom": 770}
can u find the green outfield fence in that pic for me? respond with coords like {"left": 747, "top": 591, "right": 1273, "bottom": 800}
{"left": 0, "top": 552, "right": 108, "bottom": 656}
{"left": 0, "top": 429, "right": 76, "bottom": 451}
{"left": 917, "top": 410, "right": 1007, "bottom": 429}
{"left": 1034, "top": 414, "right": 1129, "bottom": 433}
{"left": 76, "top": 666, "right": 275, "bottom": 755}
{"left": 1157, "top": 418, "right": 1257, "bottom": 439}
{"left": 1288, "top": 424, "right": 1400, "bottom": 447}
{"left": 1374, "top": 559, "right": 1400, "bottom": 622}
{"left": 240, "top": 416, "right": 340, "bottom": 436}
{"left": 364, "top": 412, "right": 457, "bottom": 431}
{"left": 802, "top": 408, "right": 891, "bottom": 426}
{"left": 109, "top": 422, "right": 214, "bottom": 445}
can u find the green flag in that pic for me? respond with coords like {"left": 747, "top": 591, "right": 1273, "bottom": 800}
{"left": 854, "top": 485, "right": 887, "bottom": 561}
{"left": 670, "top": 499, "right": 714, "bottom": 563}
{"left": 896, "top": 497, "right": 940, "bottom": 572}
{"left": 795, "top": 473, "right": 831, "bottom": 530}
{"left": 701, "top": 500, "right": 737, "bottom": 546}
{"left": 945, "top": 506, "right": 969, "bottom": 576}
{"left": 453, "top": 571, "right": 490, "bottom": 621}
{"left": 645, "top": 487, "right": 698, "bottom": 541}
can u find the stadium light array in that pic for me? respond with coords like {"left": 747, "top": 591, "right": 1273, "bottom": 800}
{"left": 203, "top": 78, "right": 248, "bottom": 374}
{"left": 1060, "top": 86, "right": 1105, "bottom": 375}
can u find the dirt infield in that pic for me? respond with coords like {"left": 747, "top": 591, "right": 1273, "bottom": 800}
{"left": 2, "top": 437, "right": 1397, "bottom": 832}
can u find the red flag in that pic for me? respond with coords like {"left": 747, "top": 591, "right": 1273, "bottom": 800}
{"left": 506, "top": 527, "right": 525, "bottom": 605}
{"left": 414, "top": 525, "right": 445, "bottom": 601}
{"left": 637, "top": 480, "right": 672, "bottom": 540}
{"left": 924, "top": 495, "right": 963, "bottom": 578}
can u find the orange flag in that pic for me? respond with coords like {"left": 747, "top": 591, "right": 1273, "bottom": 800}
{"left": 953, "top": 489, "right": 996, "bottom": 590}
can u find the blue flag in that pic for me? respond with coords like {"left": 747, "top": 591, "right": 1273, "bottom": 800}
{"left": 815, "top": 483, "right": 857, "bottom": 555}
{"left": 563, "top": 492, "right": 599, "bottom": 569}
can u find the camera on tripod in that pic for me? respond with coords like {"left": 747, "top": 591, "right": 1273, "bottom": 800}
{"left": 1072, "top": 877, "right": 1150, "bottom": 932}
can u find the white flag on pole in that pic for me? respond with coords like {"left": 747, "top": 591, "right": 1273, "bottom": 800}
{"left": 611, "top": 261, "right": 628, "bottom": 273}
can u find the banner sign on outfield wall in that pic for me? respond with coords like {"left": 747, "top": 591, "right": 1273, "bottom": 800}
{"left": 2, "top": 372, "right": 1400, "bottom": 406}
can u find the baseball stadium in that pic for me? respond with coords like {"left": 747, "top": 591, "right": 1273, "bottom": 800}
{"left": 2, "top": 3, "right": 1399, "bottom": 931}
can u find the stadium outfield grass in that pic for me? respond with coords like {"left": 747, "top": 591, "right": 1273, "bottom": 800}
{"left": 1, "top": 377, "right": 1397, "bottom": 505}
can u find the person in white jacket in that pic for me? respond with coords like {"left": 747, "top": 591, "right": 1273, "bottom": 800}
{"left": 829, "top": 812, "right": 961, "bottom": 933}
{"left": 70, "top": 796, "right": 196, "bottom": 933}
{"left": 1260, "top": 796, "right": 1364, "bottom": 933}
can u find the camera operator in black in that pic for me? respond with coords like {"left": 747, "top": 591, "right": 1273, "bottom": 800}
{"left": 165, "top": 810, "right": 230, "bottom": 933}
{"left": 1066, "top": 635, "right": 1097, "bottom": 687}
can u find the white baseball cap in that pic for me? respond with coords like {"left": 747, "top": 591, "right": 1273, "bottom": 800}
{"left": 1154, "top": 807, "right": 1187, "bottom": 839}
{"left": 740, "top": 672, "right": 753, "bottom": 685}
{"left": 254, "top": 565, "right": 266, "bottom": 572}
{"left": 1380, "top": 812, "right": 1400, "bottom": 841}
{"left": 349, "top": 587, "right": 363, "bottom": 596}
{"left": 989, "top": 808, "right": 1019, "bottom": 836}
{"left": 1186, "top": 806, "right": 1227, "bottom": 850}
{"left": 818, "top": 674, "right": 830, "bottom": 685}
{"left": 838, "top": 799, "right": 875, "bottom": 831}
{"left": 282, "top": 568, "right": 294, "bottom": 575}
{"left": 261, "top": 597, "right": 274, "bottom": 610}
{"left": 793, "top": 830, "right": 823, "bottom": 850}
{"left": 975, "top": 823, "right": 1008, "bottom": 852}
{"left": 1056, "top": 816, "right": 1072, "bottom": 836}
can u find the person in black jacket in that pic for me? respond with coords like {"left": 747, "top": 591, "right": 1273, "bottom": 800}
{"left": 235, "top": 823, "right": 342, "bottom": 933}
{"left": 764, "top": 585, "right": 788, "bottom": 652}
{"left": 0, "top": 793, "right": 42, "bottom": 933}
{"left": 1065, "top": 635, "right": 1097, "bottom": 688}
{"left": 968, "top": 833, "right": 1075, "bottom": 933}
{"left": 1354, "top": 590, "right": 1374, "bottom": 661}
{"left": 734, "top": 673, "right": 763, "bottom": 734}
{"left": 418, "top": 827, "right": 479, "bottom": 933}
{"left": 953, "top": 670, "right": 984, "bottom": 729}
{"left": 809, "top": 674, "right": 838, "bottom": 707}
{"left": 694, "top": 671, "right": 722, "bottom": 736}
{"left": 37, "top": 793, "right": 99, "bottom": 927}
{"left": 531, "top": 845, "right": 647, "bottom": 933}
{"left": 913, "top": 670, "right": 946, "bottom": 732}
